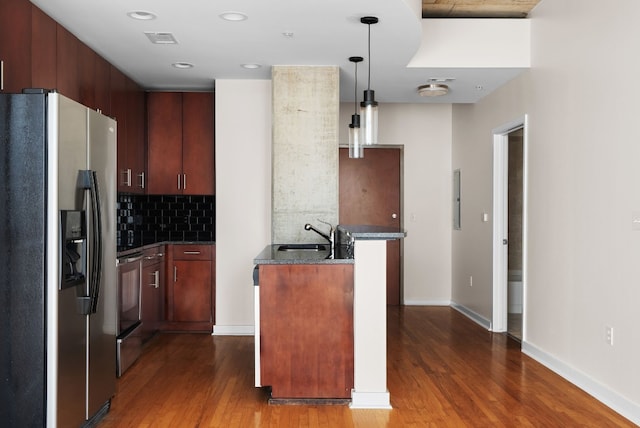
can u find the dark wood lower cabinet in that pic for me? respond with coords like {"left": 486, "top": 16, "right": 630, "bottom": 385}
{"left": 173, "top": 260, "right": 211, "bottom": 322}
{"left": 259, "top": 264, "right": 354, "bottom": 399}
{"left": 163, "top": 244, "right": 215, "bottom": 332}
{"left": 140, "top": 250, "right": 164, "bottom": 342}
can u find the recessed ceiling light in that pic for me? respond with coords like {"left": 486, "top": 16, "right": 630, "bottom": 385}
{"left": 127, "top": 11, "right": 156, "bottom": 20}
{"left": 172, "top": 62, "right": 194, "bottom": 69}
{"left": 241, "top": 63, "right": 262, "bottom": 69}
{"left": 282, "top": 32, "right": 294, "bottom": 38}
{"left": 219, "top": 11, "right": 248, "bottom": 21}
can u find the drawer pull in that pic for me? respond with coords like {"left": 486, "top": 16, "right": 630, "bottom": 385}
{"left": 152, "top": 271, "right": 160, "bottom": 288}
{"left": 183, "top": 251, "right": 201, "bottom": 255}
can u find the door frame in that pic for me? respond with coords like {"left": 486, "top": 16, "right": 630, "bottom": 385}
{"left": 491, "top": 115, "right": 528, "bottom": 334}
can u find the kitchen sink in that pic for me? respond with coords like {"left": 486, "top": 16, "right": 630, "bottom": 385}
{"left": 277, "top": 244, "right": 328, "bottom": 252}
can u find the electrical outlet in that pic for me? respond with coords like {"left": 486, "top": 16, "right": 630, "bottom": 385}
{"left": 469, "top": 276, "right": 473, "bottom": 287}
{"left": 605, "top": 326, "right": 614, "bottom": 346}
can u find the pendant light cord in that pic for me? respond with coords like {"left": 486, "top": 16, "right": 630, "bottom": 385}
{"left": 367, "top": 23, "right": 371, "bottom": 91}
{"left": 354, "top": 61, "right": 358, "bottom": 115}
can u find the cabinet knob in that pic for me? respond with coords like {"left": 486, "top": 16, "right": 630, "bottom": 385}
{"left": 392, "top": 213, "right": 397, "bottom": 219}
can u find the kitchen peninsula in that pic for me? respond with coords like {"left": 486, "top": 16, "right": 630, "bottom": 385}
{"left": 253, "top": 225, "right": 405, "bottom": 407}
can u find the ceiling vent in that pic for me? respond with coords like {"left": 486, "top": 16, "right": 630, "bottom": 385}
{"left": 144, "top": 32, "right": 178, "bottom": 44}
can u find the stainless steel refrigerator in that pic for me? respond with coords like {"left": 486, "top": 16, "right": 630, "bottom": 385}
{"left": 0, "top": 90, "right": 117, "bottom": 427}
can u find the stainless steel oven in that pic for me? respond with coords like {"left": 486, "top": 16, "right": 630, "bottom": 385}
{"left": 116, "top": 252, "right": 143, "bottom": 376}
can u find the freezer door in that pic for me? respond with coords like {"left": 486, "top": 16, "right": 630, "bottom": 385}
{"left": 52, "top": 93, "right": 89, "bottom": 428}
{"left": 86, "top": 108, "right": 117, "bottom": 417}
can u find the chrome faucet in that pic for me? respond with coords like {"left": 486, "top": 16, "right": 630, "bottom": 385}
{"left": 304, "top": 220, "right": 335, "bottom": 256}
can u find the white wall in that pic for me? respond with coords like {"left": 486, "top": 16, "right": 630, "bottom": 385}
{"left": 214, "top": 80, "right": 272, "bottom": 333}
{"left": 339, "top": 103, "right": 453, "bottom": 304}
{"left": 451, "top": 0, "right": 640, "bottom": 421}
{"left": 409, "top": 19, "right": 530, "bottom": 68}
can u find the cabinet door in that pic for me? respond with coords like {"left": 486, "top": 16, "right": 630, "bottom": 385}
{"left": 0, "top": 0, "right": 32, "bottom": 93}
{"left": 147, "top": 92, "right": 183, "bottom": 194}
{"left": 173, "top": 260, "right": 211, "bottom": 323}
{"left": 125, "top": 77, "right": 145, "bottom": 193}
{"left": 110, "top": 66, "right": 129, "bottom": 192}
{"left": 182, "top": 92, "right": 214, "bottom": 195}
{"left": 141, "top": 261, "right": 163, "bottom": 340}
{"left": 77, "top": 41, "right": 96, "bottom": 109}
{"left": 56, "top": 24, "right": 79, "bottom": 100}
{"left": 31, "top": 6, "right": 57, "bottom": 90}
{"left": 94, "top": 55, "right": 111, "bottom": 116}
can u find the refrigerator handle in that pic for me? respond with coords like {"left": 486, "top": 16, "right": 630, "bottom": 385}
{"left": 80, "top": 170, "right": 103, "bottom": 314}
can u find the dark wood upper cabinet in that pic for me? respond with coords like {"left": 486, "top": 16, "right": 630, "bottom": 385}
{"left": 147, "top": 92, "right": 183, "bottom": 194}
{"left": 182, "top": 92, "right": 215, "bottom": 195}
{"left": 125, "top": 76, "right": 145, "bottom": 193}
{"left": 56, "top": 24, "right": 79, "bottom": 100}
{"left": 94, "top": 55, "right": 111, "bottom": 116}
{"left": 110, "top": 66, "right": 129, "bottom": 192}
{"left": 31, "top": 6, "right": 56, "bottom": 90}
{"left": 77, "top": 41, "right": 96, "bottom": 109}
{"left": 0, "top": 0, "right": 32, "bottom": 93}
{"left": 147, "top": 92, "right": 214, "bottom": 195}
{"left": 111, "top": 67, "right": 145, "bottom": 194}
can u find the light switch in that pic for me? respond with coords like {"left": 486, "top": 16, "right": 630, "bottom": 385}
{"left": 633, "top": 211, "right": 640, "bottom": 231}
{"left": 482, "top": 212, "right": 489, "bottom": 222}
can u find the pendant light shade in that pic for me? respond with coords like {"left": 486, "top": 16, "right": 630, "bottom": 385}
{"left": 360, "top": 16, "right": 379, "bottom": 146}
{"left": 348, "top": 56, "right": 364, "bottom": 159}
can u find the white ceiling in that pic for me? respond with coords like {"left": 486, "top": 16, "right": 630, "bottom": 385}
{"left": 30, "top": 0, "right": 528, "bottom": 103}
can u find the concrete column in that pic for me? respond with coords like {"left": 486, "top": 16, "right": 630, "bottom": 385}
{"left": 271, "top": 66, "right": 339, "bottom": 244}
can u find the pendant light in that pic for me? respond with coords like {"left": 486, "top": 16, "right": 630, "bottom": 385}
{"left": 360, "top": 16, "right": 379, "bottom": 146}
{"left": 348, "top": 56, "right": 364, "bottom": 159}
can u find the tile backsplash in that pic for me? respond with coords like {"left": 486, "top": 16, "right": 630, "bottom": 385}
{"left": 117, "top": 194, "right": 215, "bottom": 251}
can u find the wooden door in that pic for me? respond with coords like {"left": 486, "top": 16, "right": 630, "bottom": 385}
{"left": 339, "top": 148, "right": 401, "bottom": 305}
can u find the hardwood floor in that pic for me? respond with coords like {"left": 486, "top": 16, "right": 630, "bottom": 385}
{"left": 100, "top": 307, "right": 634, "bottom": 427}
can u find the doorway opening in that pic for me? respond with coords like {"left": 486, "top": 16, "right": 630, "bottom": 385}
{"left": 492, "top": 116, "right": 527, "bottom": 343}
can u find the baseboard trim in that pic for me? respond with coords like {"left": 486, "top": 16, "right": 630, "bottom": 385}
{"left": 522, "top": 341, "right": 640, "bottom": 426}
{"left": 350, "top": 390, "right": 392, "bottom": 409}
{"left": 403, "top": 300, "right": 451, "bottom": 306}
{"left": 450, "top": 302, "right": 492, "bottom": 330}
{"left": 212, "top": 325, "right": 254, "bottom": 336}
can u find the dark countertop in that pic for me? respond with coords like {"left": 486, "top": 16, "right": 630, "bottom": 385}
{"left": 253, "top": 225, "right": 406, "bottom": 265}
{"left": 253, "top": 244, "right": 354, "bottom": 265}
{"left": 117, "top": 241, "right": 215, "bottom": 257}
{"left": 337, "top": 225, "right": 406, "bottom": 240}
